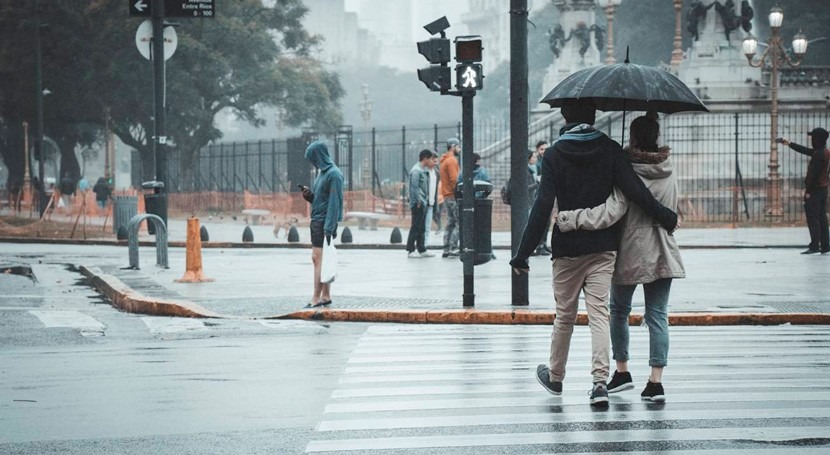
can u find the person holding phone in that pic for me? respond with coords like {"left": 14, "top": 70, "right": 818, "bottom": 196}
{"left": 302, "top": 141, "right": 344, "bottom": 307}
{"left": 779, "top": 128, "right": 830, "bottom": 254}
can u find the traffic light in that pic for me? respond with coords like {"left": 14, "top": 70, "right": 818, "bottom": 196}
{"left": 454, "top": 36, "right": 483, "bottom": 92}
{"left": 416, "top": 16, "right": 451, "bottom": 92}
{"left": 417, "top": 66, "right": 451, "bottom": 92}
{"left": 456, "top": 64, "right": 483, "bottom": 92}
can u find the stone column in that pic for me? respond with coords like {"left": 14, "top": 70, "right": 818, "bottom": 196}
{"left": 542, "top": 0, "right": 602, "bottom": 97}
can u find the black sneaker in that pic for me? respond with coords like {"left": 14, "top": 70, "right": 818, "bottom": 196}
{"left": 640, "top": 381, "right": 666, "bottom": 402}
{"left": 535, "top": 364, "right": 562, "bottom": 396}
{"left": 589, "top": 382, "right": 609, "bottom": 406}
{"left": 442, "top": 250, "right": 460, "bottom": 258}
{"left": 607, "top": 370, "right": 634, "bottom": 393}
{"left": 801, "top": 248, "right": 820, "bottom": 255}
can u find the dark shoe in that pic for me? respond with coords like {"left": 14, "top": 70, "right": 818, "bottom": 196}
{"left": 641, "top": 381, "right": 666, "bottom": 402}
{"left": 320, "top": 300, "right": 332, "bottom": 306}
{"left": 534, "top": 247, "right": 550, "bottom": 256}
{"left": 607, "top": 370, "right": 634, "bottom": 393}
{"left": 802, "top": 248, "right": 820, "bottom": 255}
{"left": 590, "top": 382, "right": 609, "bottom": 406}
{"left": 442, "top": 250, "right": 460, "bottom": 258}
{"left": 303, "top": 301, "right": 326, "bottom": 309}
{"left": 821, "top": 249, "right": 830, "bottom": 254}
{"left": 535, "top": 364, "right": 562, "bottom": 396}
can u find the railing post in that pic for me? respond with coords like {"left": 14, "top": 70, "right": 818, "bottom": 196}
{"left": 433, "top": 123, "right": 438, "bottom": 152}
{"left": 371, "top": 128, "right": 377, "bottom": 196}
{"left": 401, "top": 126, "right": 407, "bottom": 184}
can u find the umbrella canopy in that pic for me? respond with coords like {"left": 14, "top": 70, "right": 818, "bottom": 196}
{"left": 540, "top": 60, "right": 708, "bottom": 114}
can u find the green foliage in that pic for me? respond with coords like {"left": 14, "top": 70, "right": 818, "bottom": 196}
{"left": 0, "top": 0, "right": 343, "bottom": 185}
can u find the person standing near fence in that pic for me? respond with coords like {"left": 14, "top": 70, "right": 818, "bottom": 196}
{"left": 440, "top": 138, "right": 461, "bottom": 258}
{"left": 301, "top": 141, "right": 343, "bottom": 307}
{"left": 779, "top": 128, "right": 830, "bottom": 254}
{"left": 407, "top": 149, "right": 436, "bottom": 258}
{"left": 424, "top": 152, "right": 440, "bottom": 247}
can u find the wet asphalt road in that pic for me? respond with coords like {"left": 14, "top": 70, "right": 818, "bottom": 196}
{"left": 1, "top": 255, "right": 830, "bottom": 454}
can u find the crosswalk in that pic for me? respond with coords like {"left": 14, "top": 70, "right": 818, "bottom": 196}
{"left": 307, "top": 325, "right": 830, "bottom": 454}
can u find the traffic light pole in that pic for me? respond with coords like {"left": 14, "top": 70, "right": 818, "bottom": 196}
{"left": 461, "top": 92, "right": 475, "bottom": 308}
{"left": 152, "top": 0, "right": 167, "bottom": 190}
{"left": 510, "top": 0, "right": 529, "bottom": 306}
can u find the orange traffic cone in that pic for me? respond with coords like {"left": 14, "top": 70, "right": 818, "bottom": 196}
{"left": 176, "top": 217, "right": 214, "bottom": 283}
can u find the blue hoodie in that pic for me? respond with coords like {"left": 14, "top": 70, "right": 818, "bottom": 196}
{"left": 305, "top": 141, "right": 344, "bottom": 235}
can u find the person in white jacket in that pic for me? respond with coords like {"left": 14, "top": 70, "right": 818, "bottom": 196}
{"left": 556, "top": 114, "right": 685, "bottom": 402}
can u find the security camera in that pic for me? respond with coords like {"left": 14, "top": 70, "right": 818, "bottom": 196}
{"left": 423, "top": 16, "right": 450, "bottom": 36}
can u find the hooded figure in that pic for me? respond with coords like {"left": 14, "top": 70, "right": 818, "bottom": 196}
{"left": 781, "top": 127, "right": 830, "bottom": 253}
{"left": 305, "top": 141, "right": 344, "bottom": 239}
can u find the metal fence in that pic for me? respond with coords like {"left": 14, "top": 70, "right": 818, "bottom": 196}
{"left": 162, "top": 110, "right": 829, "bottom": 224}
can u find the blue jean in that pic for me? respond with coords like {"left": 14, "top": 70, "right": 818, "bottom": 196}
{"left": 610, "top": 278, "right": 672, "bottom": 367}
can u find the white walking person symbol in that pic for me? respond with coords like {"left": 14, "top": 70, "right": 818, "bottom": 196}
{"left": 462, "top": 66, "right": 477, "bottom": 88}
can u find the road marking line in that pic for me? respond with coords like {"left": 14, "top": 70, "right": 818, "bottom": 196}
{"left": 29, "top": 310, "right": 105, "bottom": 336}
{"left": 140, "top": 316, "right": 205, "bottom": 334}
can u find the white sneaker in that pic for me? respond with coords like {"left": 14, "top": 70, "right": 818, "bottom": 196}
{"left": 408, "top": 252, "right": 421, "bottom": 258}
{"left": 420, "top": 251, "right": 435, "bottom": 258}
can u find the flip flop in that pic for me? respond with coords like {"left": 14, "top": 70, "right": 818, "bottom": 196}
{"left": 321, "top": 300, "right": 332, "bottom": 306}
{"left": 303, "top": 301, "right": 326, "bottom": 309}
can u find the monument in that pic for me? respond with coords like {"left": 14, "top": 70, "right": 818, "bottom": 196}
{"left": 542, "top": 0, "right": 604, "bottom": 97}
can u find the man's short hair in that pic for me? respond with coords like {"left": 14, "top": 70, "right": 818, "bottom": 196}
{"left": 535, "top": 140, "right": 548, "bottom": 149}
{"left": 560, "top": 102, "right": 596, "bottom": 125}
{"left": 419, "top": 149, "right": 433, "bottom": 161}
{"left": 472, "top": 152, "right": 481, "bottom": 163}
{"left": 446, "top": 137, "right": 460, "bottom": 149}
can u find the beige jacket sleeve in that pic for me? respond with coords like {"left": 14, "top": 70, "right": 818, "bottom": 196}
{"left": 556, "top": 187, "right": 628, "bottom": 232}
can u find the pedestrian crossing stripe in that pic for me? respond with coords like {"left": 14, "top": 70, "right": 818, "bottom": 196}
{"left": 306, "top": 325, "right": 830, "bottom": 454}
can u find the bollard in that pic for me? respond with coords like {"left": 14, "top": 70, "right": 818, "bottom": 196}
{"left": 242, "top": 226, "right": 254, "bottom": 243}
{"left": 200, "top": 225, "right": 209, "bottom": 242}
{"left": 341, "top": 226, "right": 353, "bottom": 244}
{"left": 287, "top": 225, "right": 300, "bottom": 243}
{"left": 176, "top": 218, "right": 214, "bottom": 283}
{"left": 117, "top": 225, "right": 129, "bottom": 240}
{"left": 390, "top": 227, "right": 402, "bottom": 244}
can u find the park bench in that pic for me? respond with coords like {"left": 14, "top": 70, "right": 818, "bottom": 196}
{"left": 242, "top": 208, "right": 270, "bottom": 225}
{"left": 344, "top": 211, "right": 392, "bottom": 230}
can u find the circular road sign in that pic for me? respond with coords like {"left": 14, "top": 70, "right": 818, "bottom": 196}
{"left": 135, "top": 20, "right": 178, "bottom": 61}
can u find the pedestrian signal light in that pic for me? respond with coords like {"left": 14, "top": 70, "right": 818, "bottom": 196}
{"left": 455, "top": 36, "right": 483, "bottom": 63}
{"left": 456, "top": 64, "right": 483, "bottom": 92}
{"left": 418, "top": 66, "right": 451, "bottom": 92}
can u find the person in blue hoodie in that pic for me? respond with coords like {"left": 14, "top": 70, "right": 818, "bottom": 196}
{"left": 301, "top": 141, "right": 344, "bottom": 307}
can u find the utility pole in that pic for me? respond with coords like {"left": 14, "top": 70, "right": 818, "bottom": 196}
{"left": 510, "top": 0, "right": 529, "bottom": 306}
{"left": 152, "top": 0, "right": 167, "bottom": 189}
{"left": 460, "top": 92, "right": 475, "bottom": 308}
{"left": 34, "top": 0, "right": 46, "bottom": 216}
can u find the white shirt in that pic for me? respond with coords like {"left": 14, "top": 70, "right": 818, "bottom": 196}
{"left": 427, "top": 168, "right": 438, "bottom": 206}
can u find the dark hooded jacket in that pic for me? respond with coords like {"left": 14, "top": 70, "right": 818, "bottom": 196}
{"left": 789, "top": 130, "right": 830, "bottom": 192}
{"left": 305, "top": 141, "right": 344, "bottom": 235}
{"left": 515, "top": 123, "right": 678, "bottom": 259}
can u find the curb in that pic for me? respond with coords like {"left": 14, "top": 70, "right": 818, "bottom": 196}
{"left": 270, "top": 308, "right": 830, "bottom": 326}
{"left": 77, "top": 266, "right": 830, "bottom": 326}
{"left": 79, "top": 265, "right": 222, "bottom": 319}
{"left": 0, "top": 236, "right": 804, "bottom": 250}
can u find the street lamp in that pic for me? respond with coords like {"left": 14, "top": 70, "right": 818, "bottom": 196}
{"left": 597, "top": 0, "right": 622, "bottom": 64}
{"left": 742, "top": 6, "right": 808, "bottom": 220}
{"left": 671, "top": 0, "right": 684, "bottom": 67}
{"left": 359, "top": 84, "right": 372, "bottom": 128}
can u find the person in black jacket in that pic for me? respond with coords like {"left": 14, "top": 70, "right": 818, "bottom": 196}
{"left": 779, "top": 127, "right": 830, "bottom": 254}
{"left": 509, "top": 102, "right": 678, "bottom": 407}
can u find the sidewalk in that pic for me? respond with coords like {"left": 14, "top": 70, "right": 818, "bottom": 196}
{"left": 69, "top": 236, "right": 830, "bottom": 324}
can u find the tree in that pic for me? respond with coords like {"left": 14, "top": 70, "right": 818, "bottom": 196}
{"left": 0, "top": 0, "right": 343, "bottom": 190}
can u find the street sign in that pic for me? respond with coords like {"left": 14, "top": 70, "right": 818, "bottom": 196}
{"left": 130, "top": 0, "right": 151, "bottom": 16}
{"left": 129, "top": 0, "right": 215, "bottom": 18}
{"left": 135, "top": 20, "right": 178, "bottom": 61}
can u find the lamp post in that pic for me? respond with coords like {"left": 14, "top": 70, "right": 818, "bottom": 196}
{"left": 359, "top": 84, "right": 372, "bottom": 128}
{"left": 597, "top": 0, "right": 622, "bottom": 64}
{"left": 22, "top": 121, "right": 31, "bottom": 214}
{"left": 671, "top": 0, "right": 684, "bottom": 67}
{"left": 742, "top": 6, "right": 808, "bottom": 220}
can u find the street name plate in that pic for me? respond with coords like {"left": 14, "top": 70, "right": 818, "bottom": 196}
{"left": 129, "top": 0, "right": 215, "bottom": 18}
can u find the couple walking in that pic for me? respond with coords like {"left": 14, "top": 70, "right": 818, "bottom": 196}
{"left": 510, "top": 103, "right": 685, "bottom": 406}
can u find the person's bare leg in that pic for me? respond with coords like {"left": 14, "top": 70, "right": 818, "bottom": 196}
{"left": 311, "top": 247, "right": 323, "bottom": 304}
{"left": 650, "top": 366, "right": 663, "bottom": 383}
{"left": 321, "top": 283, "right": 331, "bottom": 302}
{"left": 616, "top": 360, "right": 629, "bottom": 373}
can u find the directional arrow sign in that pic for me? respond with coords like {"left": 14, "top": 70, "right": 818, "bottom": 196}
{"left": 129, "top": 0, "right": 150, "bottom": 17}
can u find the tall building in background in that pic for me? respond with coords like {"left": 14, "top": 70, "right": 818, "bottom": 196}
{"left": 462, "top": 0, "right": 535, "bottom": 69}
{"left": 302, "top": 0, "right": 380, "bottom": 69}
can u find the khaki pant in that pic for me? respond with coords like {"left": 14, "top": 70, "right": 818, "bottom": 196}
{"left": 549, "top": 251, "right": 616, "bottom": 384}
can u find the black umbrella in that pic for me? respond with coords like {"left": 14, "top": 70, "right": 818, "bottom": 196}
{"left": 540, "top": 51, "right": 708, "bottom": 143}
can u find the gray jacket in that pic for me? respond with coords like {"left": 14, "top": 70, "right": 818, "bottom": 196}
{"left": 556, "top": 152, "right": 685, "bottom": 285}
{"left": 408, "top": 162, "right": 429, "bottom": 208}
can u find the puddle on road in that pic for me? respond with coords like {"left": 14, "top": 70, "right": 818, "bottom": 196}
{"left": 1, "top": 265, "right": 37, "bottom": 282}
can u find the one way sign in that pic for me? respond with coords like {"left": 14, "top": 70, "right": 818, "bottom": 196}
{"left": 130, "top": 0, "right": 216, "bottom": 18}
